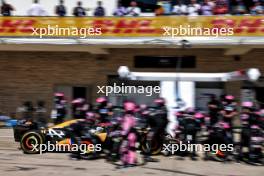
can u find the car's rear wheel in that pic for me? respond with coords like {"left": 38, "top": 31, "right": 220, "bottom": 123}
{"left": 141, "top": 136, "right": 162, "bottom": 155}
{"left": 79, "top": 139, "right": 97, "bottom": 160}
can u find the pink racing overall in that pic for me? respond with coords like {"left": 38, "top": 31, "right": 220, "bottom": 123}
{"left": 120, "top": 113, "right": 137, "bottom": 166}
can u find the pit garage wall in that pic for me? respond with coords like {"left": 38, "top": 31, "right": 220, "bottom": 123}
{"left": 0, "top": 48, "right": 263, "bottom": 118}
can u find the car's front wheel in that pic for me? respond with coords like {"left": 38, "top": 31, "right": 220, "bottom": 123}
{"left": 20, "top": 131, "right": 44, "bottom": 154}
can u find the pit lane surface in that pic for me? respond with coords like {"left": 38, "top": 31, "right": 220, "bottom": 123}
{"left": 0, "top": 128, "right": 263, "bottom": 176}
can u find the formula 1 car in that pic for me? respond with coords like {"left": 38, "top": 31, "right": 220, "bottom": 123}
{"left": 13, "top": 119, "right": 107, "bottom": 155}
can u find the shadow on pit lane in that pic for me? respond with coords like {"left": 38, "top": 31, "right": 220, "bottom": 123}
{"left": 5, "top": 166, "right": 37, "bottom": 172}
{"left": 143, "top": 167, "right": 207, "bottom": 176}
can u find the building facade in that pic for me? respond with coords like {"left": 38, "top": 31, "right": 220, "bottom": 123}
{"left": 0, "top": 47, "right": 263, "bottom": 117}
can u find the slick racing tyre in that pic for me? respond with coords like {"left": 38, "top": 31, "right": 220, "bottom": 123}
{"left": 20, "top": 130, "right": 44, "bottom": 154}
{"left": 141, "top": 136, "right": 162, "bottom": 155}
{"left": 79, "top": 139, "right": 97, "bottom": 160}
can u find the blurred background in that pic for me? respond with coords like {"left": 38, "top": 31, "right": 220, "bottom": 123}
{"left": 0, "top": 1, "right": 263, "bottom": 176}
